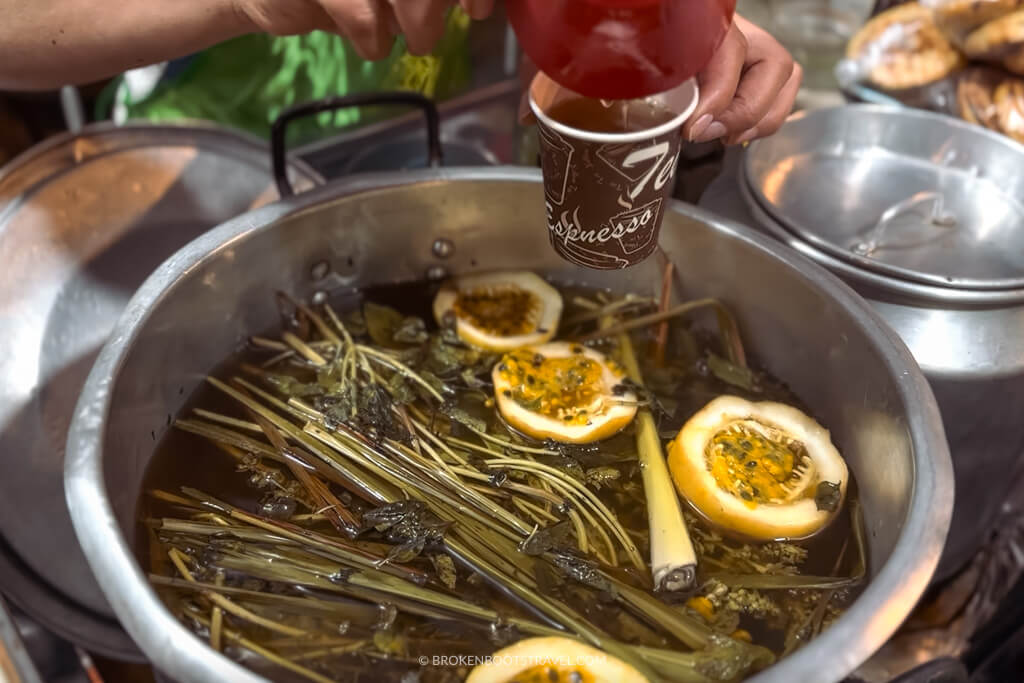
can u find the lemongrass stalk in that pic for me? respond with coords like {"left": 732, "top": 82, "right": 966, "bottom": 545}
{"left": 355, "top": 345, "right": 445, "bottom": 402}
{"left": 483, "top": 458, "right": 644, "bottom": 571}
{"left": 174, "top": 419, "right": 280, "bottom": 460}
{"left": 185, "top": 609, "right": 335, "bottom": 683}
{"left": 406, "top": 416, "right": 470, "bottom": 465}
{"left": 179, "top": 488, "right": 427, "bottom": 584}
{"left": 562, "top": 294, "right": 656, "bottom": 326}
{"left": 151, "top": 575, "right": 382, "bottom": 624}
{"left": 281, "top": 332, "right": 328, "bottom": 366}
{"left": 260, "top": 350, "right": 295, "bottom": 368}
{"left": 303, "top": 424, "right": 524, "bottom": 543}
{"left": 291, "top": 640, "right": 370, "bottom": 661}
{"left": 192, "top": 409, "right": 263, "bottom": 434}
{"left": 167, "top": 549, "right": 308, "bottom": 637}
{"left": 617, "top": 332, "right": 697, "bottom": 591}
{"left": 451, "top": 468, "right": 565, "bottom": 506}
{"left": 511, "top": 497, "right": 560, "bottom": 524}
{"left": 251, "top": 336, "right": 290, "bottom": 351}
{"left": 210, "top": 572, "right": 224, "bottom": 652}
{"left": 149, "top": 489, "right": 201, "bottom": 508}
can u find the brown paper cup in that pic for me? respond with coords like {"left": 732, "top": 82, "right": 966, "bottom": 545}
{"left": 530, "top": 73, "right": 699, "bottom": 269}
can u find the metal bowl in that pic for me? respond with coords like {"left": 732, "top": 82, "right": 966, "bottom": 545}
{"left": 65, "top": 167, "right": 952, "bottom": 683}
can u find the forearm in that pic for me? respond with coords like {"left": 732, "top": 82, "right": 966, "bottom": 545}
{"left": 0, "top": 0, "right": 253, "bottom": 91}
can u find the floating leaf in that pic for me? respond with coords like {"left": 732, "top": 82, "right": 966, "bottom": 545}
{"left": 387, "top": 373, "right": 417, "bottom": 405}
{"left": 533, "top": 561, "right": 565, "bottom": 595}
{"left": 585, "top": 467, "right": 621, "bottom": 490}
{"left": 814, "top": 481, "right": 841, "bottom": 513}
{"left": 364, "top": 302, "right": 405, "bottom": 348}
{"left": 362, "top": 501, "right": 449, "bottom": 547}
{"left": 519, "top": 521, "right": 573, "bottom": 556}
{"left": 695, "top": 633, "right": 775, "bottom": 681}
{"left": 388, "top": 539, "right": 427, "bottom": 563}
{"left": 442, "top": 405, "right": 487, "bottom": 434}
{"left": 263, "top": 374, "right": 323, "bottom": 398}
{"left": 423, "top": 336, "right": 464, "bottom": 376}
{"left": 344, "top": 308, "right": 367, "bottom": 337}
{"left": 550, "top": 551, "right": 615, "bottom": 594}
{"left": 460, "top": 368, "right": 489, "bottom": 390}
{"left": 393, "top": 316, "right": 429, "bottom": 345}
{"left": 707, "top": 352, "right": 758, "bottom": 392}
{"left": 538, "top": 455, "right": 585, "bottom": 482}
{"left": 430, "top": 554, "right": 457, "bottom": 590}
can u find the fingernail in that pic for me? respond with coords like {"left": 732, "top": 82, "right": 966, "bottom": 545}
{"left": 693, "top": 121, "right": 726, "bottom": 143}
{"left": 734, "top": 129, "right": 757, "bottom": 145}
{"left": 687, "top": 114, "right": 713, "bottom": 142}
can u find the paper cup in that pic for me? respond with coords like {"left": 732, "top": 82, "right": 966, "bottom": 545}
{"left": 529, "top": 72, "right": 699, "bottom": 269}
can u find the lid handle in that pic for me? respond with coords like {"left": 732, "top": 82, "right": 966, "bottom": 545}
{"left": 270, "top": 92, "right": 443, "bottom": 198}
{"left": 850, "top": 191, "right": 957, "bottom": 257}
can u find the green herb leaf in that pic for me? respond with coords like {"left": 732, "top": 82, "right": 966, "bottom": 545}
{"left": 814, "top": 481, "right": 841, "bottom": 512}
{"left": 550, "top": 552, "right": 615, "bottom": 594}
{"left": 519, "top": 520, "right": 573, "bottom": 556}
{"left": 538, "top": 455, "right": 585, "bottom": 482}
{"left": 442, "top": 405, "right": 487, "bottom": 434}
{"left": 423, "top": 336, "right": 464, "bottom": 376}
{"left": 363, "top": 302, "right": 405, "bottom": 348}
{"left": 387, "top": 373, "right": 417, "bottom": 405}
{"left": 430, "top": 554, "right": 458, "bottom": 590}
{"left": 707, "top": 352, "right": 757, "bottom": 392}
{"left": 393, "top": 316, "right": 429, "bottom": 344}
{"left": 585, "top": 466, "right": 621, "bottom": 490}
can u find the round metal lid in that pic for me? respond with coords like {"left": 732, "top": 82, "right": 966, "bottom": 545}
{"left": 743, "top": 105, "right": 1024, "bottom": 292}
{"left": 0, "top": 122, "right": 321, "bottom": 656}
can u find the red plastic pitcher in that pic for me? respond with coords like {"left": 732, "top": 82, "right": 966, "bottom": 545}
{"left": 507, "top": 0, "right": 736, "bottom": 100}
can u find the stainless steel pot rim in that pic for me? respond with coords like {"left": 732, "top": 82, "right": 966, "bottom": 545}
{"left": 742, "top": 104, "right": 1024, "bottom": 302}
{"left": 65, "top": 166, "right": 953, "bottom": 683}
{"left": 0, "top": 120, "right": 323, "bottom": 196}
{"left": 739, "top": 153, "right": 1024, "bottom": 308}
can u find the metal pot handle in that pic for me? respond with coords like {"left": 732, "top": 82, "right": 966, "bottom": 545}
{"left": 270, "top": 91, "right": 443, "bottom": 198}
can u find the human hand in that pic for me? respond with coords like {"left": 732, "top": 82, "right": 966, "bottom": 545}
{"left": 235, "top": 0, "right": 495, "bottom": 59}
{"left": 517, "top": 16, "right": 800, "bottom": 146}
{"left": 683, "top": 16, "right": 802, "bottom": 145}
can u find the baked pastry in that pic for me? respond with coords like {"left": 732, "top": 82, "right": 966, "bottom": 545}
{"left": 933, "top": 0, "right": 1022, "bottom": 45}
{"left": 963, "top": 8, "right": 1024, "bottom": 58}
{"left": 847, "top": 3, "right": 966, "bottom": 90}
{"left": 993, "top": 77, "right": 1024, "bottom": 141}
{"left": 956, "top": 67, "right": 1003, "bottom": 128}
{"left": 1004, "top": 44, "right": 1024, "bottom": 72}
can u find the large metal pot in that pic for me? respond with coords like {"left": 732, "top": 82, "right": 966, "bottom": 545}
{"left": 735, "top": 105, "right": 1024, "bottom": 580}
{"left": 65, "top": 166, "right": 952, "bottom": 683}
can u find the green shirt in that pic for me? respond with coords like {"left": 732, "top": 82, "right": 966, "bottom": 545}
{"left": 100, "top": 8, "right": 471, "bottom": 143}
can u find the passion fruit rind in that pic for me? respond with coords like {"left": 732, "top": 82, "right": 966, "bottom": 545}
{"left": 432, "top": 271, "right": 563, "bottom": 352}
{"left": 668, "top": 396, "right": 849, "bottom": 542}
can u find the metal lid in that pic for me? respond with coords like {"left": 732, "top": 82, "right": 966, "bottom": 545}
{"left": 0, "top": 122, "right": 321, "bottom": 657}
{"left": 743, "top": 105, "right": 1024, "bottom": 292}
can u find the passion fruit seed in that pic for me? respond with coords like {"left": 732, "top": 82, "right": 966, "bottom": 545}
{"left": 706, "top": 420, "right": 813, "bottom": 507}
{"left": 497, "top": 349, "right": 604, "bottom": 426}
{"left": 454, "top": 286, "right": 542, "bottom": 337}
